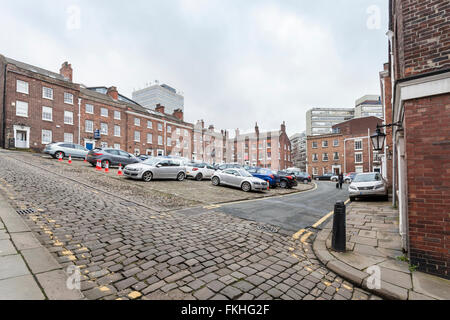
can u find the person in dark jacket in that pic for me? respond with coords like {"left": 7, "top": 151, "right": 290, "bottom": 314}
{"left": 338, "top": 173, "right": 344, "bottom": 189}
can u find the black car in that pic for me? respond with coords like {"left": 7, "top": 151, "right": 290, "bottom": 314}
{"left": 286, "top": 171, "right": 312, "bottom": 184}
{"left": 87, "top": 148, "right": 140, "bottom": 168}
{"left": 276, "top": 171, "right": 298, "bottom": 189}
{"left": 313, "top": 172, "right": 334, "bottom": 181}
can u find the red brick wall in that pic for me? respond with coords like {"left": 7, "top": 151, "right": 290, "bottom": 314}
{"left": 393, "top": 0, "right": 450, "bottom": 79}
{"left": 0, "top": 56, "right": 5, "bottom": 148}
{"left": 4, "top": 66, "right": 79, "bottom": 152}
{"left": 404, "top": 93, "right": 450, "bottom": 279}
{"left": 380, "top": 62, "right": 394, "bottom": 186}
{"left": 306, "top": 134, "right": 344, "bottom": 177}
{"left": 343, "top": 137, "right": 376, "bottom": 174}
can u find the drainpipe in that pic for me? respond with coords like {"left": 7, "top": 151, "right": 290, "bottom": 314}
{"left": 78, "top": 98, "right": 81, "bottom": 145}
{"left": 387, "top": 30, "right": 397, "bottom": 207}
{"left": 368, "top": 128, "right": 371, "bottom": 172}
{"left": 2, "top": 63, "right": 7, "bottom": 149}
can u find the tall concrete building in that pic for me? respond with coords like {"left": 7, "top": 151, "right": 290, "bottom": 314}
{"left": 306, "top": 108, "right": 354, "bottom": 136}
{"left": 289, "top": 132, "right": 307, "bottom": 171}
{"left": 306, "top": 95, "right": 382, "bottom": 136}
{"left": 132, "top": 83, "right": 184, "bottom": 114}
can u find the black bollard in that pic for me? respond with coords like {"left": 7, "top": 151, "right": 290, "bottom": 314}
{"left": 332, "top": 201, "right": 346, "bottom": 252}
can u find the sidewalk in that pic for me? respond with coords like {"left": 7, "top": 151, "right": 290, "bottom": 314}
{"left": 313, "top": 201, "right": 450, "bottom": 300}
{"left": 0, "top": 194, "right": 83, "bottom": 300}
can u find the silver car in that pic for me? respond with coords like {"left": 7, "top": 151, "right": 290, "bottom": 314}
{"left": 349, "top": 172, "right": 389, "bottom": 201}
{"left": 211, "top": 168, "right": 268, "bottom": 192}
{"left": 44, "top": 142, "right": 89, "bottom": 159}
{"left": 123, "top": 157, "right": 186, "bottom": 182}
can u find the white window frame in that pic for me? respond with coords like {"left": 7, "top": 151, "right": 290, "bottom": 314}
{"left": 355, "top": 152, "right": 363, "bottom": 164}
{"left": 322, "top": 140, "right": 328, "bottom": 148}
{"left": 114, "top": 111, "right": 121, "bottom": 120}
{"left": 114, "top": 125, "right": 121, "bottom": 137}
{"left": 355, "top": 140, "right": 363, "bottom": 151}
{"left": 64, "top": 132, "right": 73, "bottom": 143}
{"left": 312, "top": 142, "right": 318, "bottom": 149}
{"left": 114, "top": 144, "right": 121, "bottom": 150}
{"left": 85, "top": 120, "right": 94, "bottom": 133}
{"left": 100, "top": 123, "right": 108, "bottom": 135}
{"left": 134, "top": 131, "right": 140, "bottom": 142}
{"left": 42, "top": 106, "right": 53, "bottom": 122}
{"left": 158, "top": 123, "right": 163, "bottom": 131}
{"left": 322, "top": 153, "right": 329, "bottom": 161}
{"left": 64, "top": 111, "right": 74, "bottom": 125}
{"left": 333, "top": 152, "right": 340, "bottom": 161}
{"left": 16, "top": 80, "right": 29, "bottom": 94}
{"left": 134, "top": 118, "right": 140, "bottom": 126}
{"left": 147, "top": 133, "right": 153, "bottom": 144}
{"left": 313, "top": 167, "right": 318, "bottom": 175}
{"left": 16, "top": 101, "right": 28, "bottom": 117}
{"left": 158, "top": 135, "right": 163, "bottom": 145}
{"left": 312, "top": 153, "right": 318, "bottom": 162}
{"left": 64, "top": 92, "right": 74, "bottom": 105}
{"left": 101, "top": 108, "right": 108, "bottom": 118}
{"left": 42, "top": 87, "right": 53, "bottom": 100}
{"left": 147, "top": 121, "right": 153, "bottom": 129}
{"left": 355, "top": 165, "right": 364, "bottom": 173}
{"left": 85, "top": 104, "right": 94, "bottom": 114}
{"left": 167, "top": 137, "right": 172, "bottom": 145}
{"left": 167, "top": 125, "right": 171, "bottom": 133}
{"left": 41, "top": 129, "right": 52, "bottom": 145}
{"left": 333, "top": 139, "right": 339, "bottom": 147}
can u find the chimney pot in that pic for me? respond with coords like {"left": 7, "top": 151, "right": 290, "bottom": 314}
{"left": 60, "top": 61, "right": 73, "bottom": 82}
{"left": 107, "top": 86, "right": 119, "bottom": 100}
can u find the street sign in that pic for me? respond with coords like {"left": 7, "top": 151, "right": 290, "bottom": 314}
{"left": 94, "top": 129, "right": 101, "bottom": 139}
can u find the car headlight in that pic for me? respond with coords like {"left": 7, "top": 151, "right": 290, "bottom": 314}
{"left": 374, "top": 184, "right": 385, "bottom": 189}
{"left": 349, "top": 186, "right": 357, "bottom": 190}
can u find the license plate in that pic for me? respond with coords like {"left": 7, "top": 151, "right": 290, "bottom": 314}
{"left": 360, "top": 192, "right": 363, "bottom": 195}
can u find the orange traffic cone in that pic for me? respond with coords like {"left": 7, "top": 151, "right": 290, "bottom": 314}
{"left": 118, "top": 164, "right": 123, "bottom": 176}
{"left": 267, "top": 181, "right": 270, "bottom": 191}
{"left": 84, "top": 155, "right": 87, "bottom": 163}
{"left": 58, "top": 153, "right": 63, "bottom": 162}
{"left": 104, "top": 161, "right": 109, "bottom": 173}
{"left": 96, "top": 160, "right": 102, "bottom": 171}
{"left": 68, "top": 155, "right": 72, "bottom": 164}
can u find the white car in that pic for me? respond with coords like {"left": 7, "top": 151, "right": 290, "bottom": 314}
{"left": 186, "top": 163, "right": 216, "bottom": 181}
{"left": 349, "top": 172, "right": 389, "bottom": 201}
{"left": 211, "top": 168, "right": 268, "bottom": 192}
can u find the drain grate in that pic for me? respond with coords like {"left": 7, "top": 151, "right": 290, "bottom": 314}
{"left": 256, "top": 224, "right": 279, "bottom": 233}
{"left": 16, "top": 208, "right": 36, "bottom": 215}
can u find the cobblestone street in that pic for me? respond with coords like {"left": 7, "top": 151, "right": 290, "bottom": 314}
{"left": 0, "top": 150, "right": 379, "bottom": 300}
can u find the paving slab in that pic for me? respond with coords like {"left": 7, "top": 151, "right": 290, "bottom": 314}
{"left": 0, "top": 254, "right": 30, "bottom": 280}
{"left": 36, "top": 270, "right": 84, "bottom": 300}
{"left": 0, "top": 229, "right": 10, "bottom": 240}
{"left": 21, "top": 247, "right": 61, "bottom": 274}
{"left": 0, "top": 275, "right": 45, "bottom": 300}
{"left": 0, "top": 239, "right": 17, "bottom": 256}
{"left": 331, "top": 251, "right": 386, "bottom": 271}
{"left": 10, "top": 232, "right": 42, "bottom": 250}
{"left": 0, "top": 216, "right": 29, "bottom": 233}
{"left": 412, "top": 271, "right": 450, "bottom": 300}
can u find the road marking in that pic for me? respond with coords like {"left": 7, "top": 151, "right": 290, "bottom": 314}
{"left": 292, "top": 229, "right": 306, "bottom": 240}
{"left": 204, "top": 204, "right": 222, "bottom": 210}
{"left": 300, "top": 231, "right": 313, "bottom": 243}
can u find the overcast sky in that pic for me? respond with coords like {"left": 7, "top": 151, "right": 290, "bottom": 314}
{"left": 0, "top": 0, "right": 389, "bottom": 136}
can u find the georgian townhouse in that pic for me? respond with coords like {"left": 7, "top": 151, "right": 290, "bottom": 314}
{"left": 0, "top": 56, "right": 80, "bottom": 150}
{"left": 306, "top": 133, "right": 344, "bottom": 177}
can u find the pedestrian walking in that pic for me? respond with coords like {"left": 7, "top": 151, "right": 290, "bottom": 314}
{"left": 339, "top": 173, "right": 344, "bottom": 189}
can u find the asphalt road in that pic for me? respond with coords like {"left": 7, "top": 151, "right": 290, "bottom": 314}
{"left": 214, "top": 181, "right": 349, "bottom": 233}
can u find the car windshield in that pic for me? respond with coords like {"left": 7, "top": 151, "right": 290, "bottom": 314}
{"left": 353, "top": 174, "right": 377, "bottom": 182}
{"left": 143, "top": 158, "right": 160, "bottom": 166}
{"left": 239, "top": 170, "right": 253, "bottom": 177}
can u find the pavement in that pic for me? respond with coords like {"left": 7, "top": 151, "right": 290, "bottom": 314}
{"left": 313, "top": 200, "right": 450, "bottom": 300}
{"left": 0, "top": 149, "right": 381, "bottom": 300}
{"left": 0, "top": 193, "right": 83, "bottom": 300}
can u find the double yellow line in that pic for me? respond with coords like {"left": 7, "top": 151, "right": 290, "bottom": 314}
{"left": 292, "top": 198, "right": 350, "bottom": 243}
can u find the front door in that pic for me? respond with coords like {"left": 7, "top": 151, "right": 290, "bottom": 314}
{"left": 15, "top": 131, "right": 28, "bottom": 148}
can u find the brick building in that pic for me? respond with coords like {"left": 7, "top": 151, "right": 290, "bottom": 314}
{"left": 0, "top": 55, "right": 194, "bottom": 157}
{"left": 306, "top": 117, "right": 383, "bottom": 177}
{"left": 385, "top": 0, "right": 450, "bottom": 278}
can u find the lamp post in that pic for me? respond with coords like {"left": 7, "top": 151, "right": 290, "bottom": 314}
{"left": 370, "top": 122, "right": 402, "bottom": 206}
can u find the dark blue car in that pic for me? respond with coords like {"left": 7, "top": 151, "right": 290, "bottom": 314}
{"left": 247, "top": 167, "right": 280, "bottom": 188}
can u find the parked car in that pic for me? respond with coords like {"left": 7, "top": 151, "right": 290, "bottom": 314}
{"left": 313, "top": 172, "right": 334, "bottom": 181}
{"left": 286, "top": 170, "right": 311, "bottom": 184}
{"left": 186, "top": 162, "right": 216, "bottom": 181}
{"left": 137, "top": 154, "right": 152, "bottom": 161}
{"left": 277, "top": 171, "right": 299, "bottom": 189}
{"left": 247, "top": 167, "right": 279, "bottom": 188}
{"left": 87, "top": 148, "right": 140, "bottom": 168}
{"left": 123, "top": 157, "right": 186, "bottom": 182}
{"left": 216, "top": 163, "right": 244, "bottom": 171}
{"left": 349, "top": 172, "right": 388, "bottom": 201}
{"left": 211, "top": 168, "right": 268, "bottom": 192}
{"left": 341, "top": 172, "right": 358, "bottom": 183}
{"left": 44, "top": 142, "right": 89, "bottom": 159}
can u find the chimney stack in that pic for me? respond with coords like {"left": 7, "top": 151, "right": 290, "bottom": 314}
{"left": 60, "top": 61, "right": 73, "bottom": 82}
{"left": 107, "top": 86, "right": 119, "bottom": 100}
{"left": 173, "top": 108, "right": 184, "bottom": 121}
{"left": 281, "top": 121, "right": 286, "bottom": 132}
{"left": 155, "top": 104, "right": 165, "bottom": 114}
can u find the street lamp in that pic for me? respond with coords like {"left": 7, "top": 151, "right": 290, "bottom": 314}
{"left": 370, "top": 122, "right": 402, "bottom": 151}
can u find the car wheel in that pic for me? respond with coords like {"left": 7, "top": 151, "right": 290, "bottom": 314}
{"left": 177, "top": 172, "right": 185, "bottom": 181}
{"left": 142, "top": 171, "right": 153, "bottom": 182}
{"left": 212, "top": 177, "right": 220, "bottom": 186}
{"left": 350, "top": 197, "right": 356, "bottom": 201}
{"left": 303, "top": 179, "right": 309, "bottom": 184}
{"left": 241, "top": 182, "right": 251, "bottom": 192}
{"left": 195, "top": 173, "right": 203, "bottom": 181}
{"left": 280, "top": 180, "right": 288, "bottom": 188}
{"left": 55, "top": 151, "right": 65, "bottom": 159}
